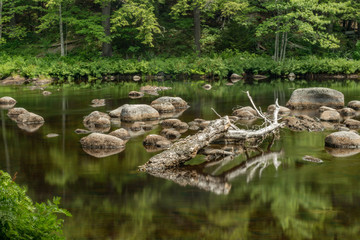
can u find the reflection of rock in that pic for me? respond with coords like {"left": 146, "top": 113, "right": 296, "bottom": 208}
{"left": 326, "top": 147, "right": 360, "bottom": 157}
{"left": 109, "top": 128, "right": 130, "bottom": 140}
{"left": 320, "top": 110, "right": 340, "bottom": 122}
{"left": 128, "top": 91, "right": 144, "bottom": 99}
{"left": 80, "top": 133, "right": 126, "bottom": 149}
{"left": 120, "top": 104, "right": 160, "bottom": 122}
{"left": 286, "top": 87, "right": 344, "bottom": 109}
{"left": 230, "top": 73, "right": 242, "bottom": 80}
{"left": 75, "top": 129, "right": 92, "bottom": 134}
{"left": 17, "top": 122, "right": 44, "bottom": 132}
{"left": 325, "top": 131, "right": 360, "bottom": 148}
{"left": 17, "top": 112, "right": 44, "bottom": 124}
{"left": 151, "top": 96, "right": 189, "bottom": 109}
{"left": 0, "top": 96, "right": 17, "bottom": 105}
{"left": 159, "top": 109, "right": 187, "bottom": 119}
{"left": 82, "top": 147, "right": 125, "bottom": 158}
{"left": 283, "top": 115, "right": 323, "bottom": 131}
{"left": 0, "top": 103, "right": 16, "bottom": 110}
{"left": 347, "top": 100, "right": 360, "bottom": 110}
{"left": 203, "top": 84, "right": 212, "bottom": 90}
{"left": 121, "top": 120, "right": 159, "bottom": 131}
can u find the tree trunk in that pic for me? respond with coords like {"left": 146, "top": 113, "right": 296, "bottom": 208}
{"left": 0, "top": 0, "right": 3, "bottom": 42}
{"left": 282, "top": 32, "right": 288, "bottom": 61}
{"left": 102, "top": 2, "right": 112, "bottom": 57}
{"left": 274, "top": 32, "right": 279, "bottom": 61}
{"left": 193, "top": 6, "right": 201, "bottom": 55}
{"left": 279, "top": 32, "right": 285, "bottom": 61}
{"left": 59, "top": 3, "right": 65, "bottom": 56}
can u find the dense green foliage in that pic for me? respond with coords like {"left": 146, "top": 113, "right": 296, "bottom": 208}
{"left": 1, "top": 0, "right": 360, "bottom": 78}
{"left": 0, "top": 171, "right": 70, "bottom": 240}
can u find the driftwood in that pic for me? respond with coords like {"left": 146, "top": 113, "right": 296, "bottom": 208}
{"left": 139, "top": 92, "right": 284, "bottom": 193}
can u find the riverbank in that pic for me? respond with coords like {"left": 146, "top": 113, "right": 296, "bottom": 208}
{"left": 1, "top": 53, "right": 360, "bottom": 84}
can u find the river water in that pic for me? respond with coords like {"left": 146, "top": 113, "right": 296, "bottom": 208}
{"left": 1, "top": 79, "right": 360, "bottom": 239}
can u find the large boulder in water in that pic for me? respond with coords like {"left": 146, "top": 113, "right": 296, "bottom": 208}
{"left": 83, "top": 111, "right": 110, "bottom": 129}
{"left": 151, "top": 96, "right": 189, "bottom": 109}
{"left": 120, "top": 104, "right": 159, "bottom": 122}
{"left": 0, "top": 96, "right": 16, "bottom": 105}
{"left": 80, "top": 133, "right": 126, "bottom": 149}
{"left": 17, "top": 112, "right": 44, "bottom": 124}
{"left": 325, "top": 131, "right": 360, "bottom": 148}
{"left": 109, "top": 104, "right": 129, "bottom": 118}
{"left": 7, "top": 108, "right": 28, "bottom": 121}
{"left": 286, "top": 87, "right": 344, "bottom": 109}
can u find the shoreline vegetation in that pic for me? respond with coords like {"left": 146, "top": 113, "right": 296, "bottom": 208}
{"left": 2, "top": 53, "right": 360, "bottom": 84}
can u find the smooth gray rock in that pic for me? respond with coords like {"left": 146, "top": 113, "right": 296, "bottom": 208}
{"left": 325, "top": 131, "right": 360, "bottom": 148}
{"left": 151, "top": 96, "right": 189, "bottom": 109}
{"left": 120, "top": 104, "right": 159, "bottom": 122}
{"left": 80, "top": 133, "right": 126, "bottom": 149}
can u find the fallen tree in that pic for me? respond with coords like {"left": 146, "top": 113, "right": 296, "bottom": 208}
{"left": 139, "top": 92, "right": 284, "bottom": 175}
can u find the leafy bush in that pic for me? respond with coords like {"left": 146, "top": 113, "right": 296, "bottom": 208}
{"left": 0, "top": 171, "right": 71, "bottom": 240}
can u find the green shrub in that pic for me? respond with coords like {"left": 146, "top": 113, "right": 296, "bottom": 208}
{"left": 0, "top": 171, "right": 71, "bottom": 240}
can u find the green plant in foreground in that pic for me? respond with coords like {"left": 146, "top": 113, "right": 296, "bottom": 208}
{"left": 0, "top": 171, "right": 71, "bottom": 240}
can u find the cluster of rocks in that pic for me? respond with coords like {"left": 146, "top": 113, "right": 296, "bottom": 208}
{"left": 79, "top": 96, "right": 190, "bottom": 156}
{"left": 7, "top": 107, "right": 45, "bottom": 132}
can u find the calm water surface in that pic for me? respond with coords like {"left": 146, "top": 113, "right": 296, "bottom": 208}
{"left": 1, "top": 79, "right": 360, "bottom": 239}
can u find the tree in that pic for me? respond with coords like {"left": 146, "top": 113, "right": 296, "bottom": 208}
{"left": 256, "top": 0, "right": 350, "bottom": 61}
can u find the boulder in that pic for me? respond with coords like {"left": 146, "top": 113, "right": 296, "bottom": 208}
{"left": 120, "top": 104, "right": 160, "bottom": 122}
{"left": 267, "top": 104, "right": 290, "bottom": 116}
{"left": 42, "top": 91, "right": 52, "bottom": 96}
{"left": 133, "top": 75, "right": 141, "bottom": 81}
{"left": 325, "top": 131, "right": 360, "bottom": 148}
{"left": 320, "top": 110, "right": 341, "bottom": 122}
{"left": 80, "top": 133, "right": 126, "bottom": 149}
{"left": 17, "top": 112, "right": 44, "bottom": 124}
{"left": 288, "top": 73, "right": 296, "bottom": 81}
{"left": 109, "top": 128, "right": 130, "bottom": 140}
{"left": 109, "top": 104, "right": 129, "bottom": 118}
{"left": 347, "top": 100, "right": 360, "bottom": 110}
{"left": 91, "top": 99, "right": 105, "bottom": 107}
{"left": 339, "top": 107, "right": 356, "bottom": 116}
{"left": 286, "top": 87, "right": 344, "bottom": 109}
{"left": 83, "top": 111, "right": 111, "bottom": 128}
{"left": 0, "top": 96, "right": 16, "bottom": 105}
{"left": 151, "top": 96, "right": 189, "bottom": 109}
{"left": 1, "top": 75, "right": 26, "bottom": 85}
{"left": 160, "top": 128, "right": 181, "bottom": 140}
{"left": 344, "top": 119, "right": 360, "bottom": 129}
{"left": 188, "top": 121, "right": 200, "bottom": 131}
{"left": 128, "top": 91, "right": 144, "bottom": 99}
{"left": 319, "top": 106, "right": 336, "bottom": 113}
{"left": 232, "top": 106, "right": 257, "bottom": 120}
{"left": 283, "top": 115, "right": 323, "bottom": 131}
{"left": 7, "top": 108, "right": 28, "bottom": 118}
{"left": 143, "top": 134, "right": 171, "bottom": 148}
{"left": 160, "top": 119, "right": 189, "bottom": 131}
{"left": 151, "top": 102, "right": 175, "bottom": 113}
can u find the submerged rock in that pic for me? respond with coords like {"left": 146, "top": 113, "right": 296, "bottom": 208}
{"left": 320, "top": 110, "right": 341, "bottom": 122}
{"left": 120, "top": 104, "right": 159, "bottom": 122}
{"left": 91, "top": 99, "right": 106, "bottom": 107}
{"left": 151, "top": 96, "right": 189, "bottom": 109}
{"left": 283, "top": 115, "right": 323, "bottom": 132}
{"left": 302, "top": 155, "right": 323, "bottom": 163}
{"left": 347, "top": 100, "right": 360, "bottom": 110}
{"left": 325, "top": 131, "right": 360, "bottom": 148}
{"left": 80, "top": 133, "right": 126, "bottom": 149}
{"left": 286, "top": 87, "right": 344, "bottom": 109}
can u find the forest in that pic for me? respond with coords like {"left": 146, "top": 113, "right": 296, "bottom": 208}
{"left": 1, "top": 0, "right": 360, "bottom": 80}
